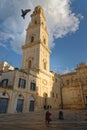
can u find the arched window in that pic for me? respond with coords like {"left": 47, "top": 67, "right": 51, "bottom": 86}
{"left": 1, "top": 79, "right": 8, "bottom": 87}
{"left": 44, "top": 62, "right": 46, "bottom": 70}
{"left": 31, "top": 36, "right": 34, "bottom": 42}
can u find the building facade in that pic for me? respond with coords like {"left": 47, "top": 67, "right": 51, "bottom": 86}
{"left": 61, "top": 63, "right": 87, "bottom": 109}
{"left": 0, "top": 6, "right": 87, "bottom": 114}
{"left": 0, "top": 61, "right": 14, "bottom": 73}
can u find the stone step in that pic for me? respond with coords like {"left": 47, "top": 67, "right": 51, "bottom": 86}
{"left": 0, "top": 109, "right": 87, "bottom": 123}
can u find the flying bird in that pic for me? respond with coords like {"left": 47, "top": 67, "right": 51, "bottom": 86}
{"left": 21, "top": 9, "right": 31, "bottom": 19}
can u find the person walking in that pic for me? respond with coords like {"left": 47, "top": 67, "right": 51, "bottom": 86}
{"left": 45, "top": 111, "right": 52, "bottom": 124}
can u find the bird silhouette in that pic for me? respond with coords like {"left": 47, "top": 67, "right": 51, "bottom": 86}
{"left": 21, "top": 9, "right": 31, "bottom": 19}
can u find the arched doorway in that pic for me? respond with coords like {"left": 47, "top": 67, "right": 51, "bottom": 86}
{"left": 29, "top": 96, "right": 35, "bottom": 112}
{"left": 16, "top": 94, "right": 24, "bottom": 113}
{"left": 43, "top": 93, "right": 48, "bottom": 109}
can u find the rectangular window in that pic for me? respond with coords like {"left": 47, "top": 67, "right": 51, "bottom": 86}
{"left": 18, "top": 78, "right": 26, "bottom": 88}
{"left": 30, "top": 82, "right": 36, "bottom": 91}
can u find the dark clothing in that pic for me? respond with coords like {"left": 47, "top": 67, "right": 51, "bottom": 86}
{"left": 59, "top": 111, "right": 64, "bottom": 119}
{"left": 45, "top": 111, "right": 51, "bottom": 124}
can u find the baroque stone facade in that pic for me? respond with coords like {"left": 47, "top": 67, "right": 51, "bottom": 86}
{"left": 0, "top": 6, "right": 87, "bottom": 114}
{"left": 61, "top": 63, "right": 87, "bottom": 109}
{"left": 0, "top": 61, "right": 14, "bottom": 73}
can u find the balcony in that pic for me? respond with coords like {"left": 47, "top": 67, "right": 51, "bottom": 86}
{"left": 0, "top": 84, "right": 13, "bottom": 90}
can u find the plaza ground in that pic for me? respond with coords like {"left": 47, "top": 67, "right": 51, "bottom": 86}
{"left": 0, "top": 110, "right": 87, "bottom": 130}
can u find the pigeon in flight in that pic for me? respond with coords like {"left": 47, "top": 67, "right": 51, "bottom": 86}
{"left": 21, "top": 9, "right": 31, "bottom": 19}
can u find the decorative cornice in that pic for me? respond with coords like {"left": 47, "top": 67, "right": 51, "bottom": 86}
{"left": 39, "top": 69, "right": 51, "bottom": 77}
{"left": 22, "top": 41, "right": 50, "bottom": 55}
{"left": 22, "top": 42, "right": 40, "bottom": 49}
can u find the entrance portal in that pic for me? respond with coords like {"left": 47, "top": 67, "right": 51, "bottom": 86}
{"left": 29, "top": 97, "right": 35, "bottom": 112}
{"left": 43, "top": 93, "right": 48, "bottom": 109}
{"left": 16, "top": 99, "right": 24, "bottom": 113}
{"left": 0, "top": 98, "right": 9, "bottom": 114}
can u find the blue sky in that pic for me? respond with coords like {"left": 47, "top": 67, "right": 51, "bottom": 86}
{"left": 51, "top": 0, "right": 87, "bottom": 73}
{"left": 0, "top": 0, "right": 87, "bottom": 74}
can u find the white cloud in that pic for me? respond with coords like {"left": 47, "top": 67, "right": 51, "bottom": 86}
{"left": 62, "top": 68, "right": 71, "bottom": 74}
{"left": 0, "top": 0, "right": 83, "bottom": 53}
{"left": 51, "top": 63, "right": 75, "bottom": 74}
{"left": 57, "top": 67, "right": 75, "bottom": 74}
{"left": 11, "top": 30, "right": 26, "bottom": 54}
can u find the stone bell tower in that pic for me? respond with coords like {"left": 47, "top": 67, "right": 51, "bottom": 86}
{"left": 21, "top": 6, "right": 50, "bottom": 73}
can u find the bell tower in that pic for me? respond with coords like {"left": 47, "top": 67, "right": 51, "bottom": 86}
{"left": 21, "top": 6, "right": 50, "bottom": 73}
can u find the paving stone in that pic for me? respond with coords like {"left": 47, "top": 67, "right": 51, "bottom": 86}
{"left": 0, "top": 111, "right": 87, "bottom": 130}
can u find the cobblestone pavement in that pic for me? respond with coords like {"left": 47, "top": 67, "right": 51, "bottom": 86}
{"left": 0, "top": 112, "right": 87, "bottom": 130}
{"left": 0, "top": 121, "right": 87, "bottom": 130}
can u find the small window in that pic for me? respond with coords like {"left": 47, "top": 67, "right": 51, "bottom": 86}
{"left": 18, "top": 78, "right": 26, "bottom": 88}
{"left": 31, "top": 36, "right": 34, "bottom": 42}
{"left": 1, "top": 79, "right": 8, "bottom": 86}
{"left": 30, "top": 82, "right": 36, "bottom": 91}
